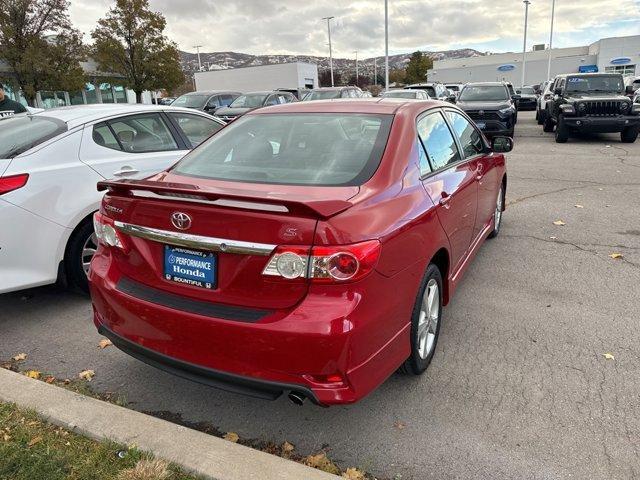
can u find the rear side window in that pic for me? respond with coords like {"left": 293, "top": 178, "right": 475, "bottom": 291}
{"left": 417, "top": 111, "right": 461, "bottom": 171}
{"left": 0, "top": 116, "right": 67, "bottom": 158}
{"left": 108, "top": 114, "right": 178, "bottom": 153}
{"left": 93, "top": 123, "right": 121, "bottom": 151}
{"left": 169, "top": 113, "right": 223, "bottom": 147}
{"left": 172, "top": 113, "right": 393, "bottom": 186}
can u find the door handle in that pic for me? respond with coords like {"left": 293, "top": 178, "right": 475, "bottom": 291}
{"left": 113, "top": 166, "right": 139, "bottom": 176}
{"left": 439, "top": 191, "right": 452, "bottom": 208}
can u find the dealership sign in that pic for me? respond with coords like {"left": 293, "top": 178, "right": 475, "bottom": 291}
{"left": 610, "top": 57, "right": 632, "bottom": 65}
{"left": 497, "top": 64, "right": 516, "bottom": 72}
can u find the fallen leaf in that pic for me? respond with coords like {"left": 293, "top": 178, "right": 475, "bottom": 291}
{"left": 65, "top": 441, "right": 71, "bottom": 446}
{"left": 282, "top": 441, "right": 295, "bottom": 454}
{"left": 553, "top": 220, "right": 566, "bottom": 226}
{"left": 24, "top": 370, "right": 40, "bottom": 379}
{"left": 343, "top": 467, "right": 366, "bottom": 480}
{"left": 27, "top": 421, "right": 39, "bottom": 426}
{"left": 27, "top": 436, "right": 42, "bottom": 447}
{"left": 223, "top": 432, "right": 239, "bottom": 443}
{"left": 393, "top": 421, "right": 406, "bottom": 430}
{"left": 44, "top": 376, "right": 56, "bottom": 384}
{"left": 574, "top": 204, "right": 584, "bottom": 208}
{"left": 603, "top": 353, "right": 615, "bottom": 360}
{"left": 98, "top": 338, "right": 113, "bottom": 349}
{"left": 305, "top": 452, "right": 341, "bottom": 475}
{"left": 12, "top": 353, "right": 27, "bottom": 362}
{"left": 78, "top": 370, "right": 95, "bottom": 381}
{"left": 609, "top": 253, "right": 624, "bottom": 259}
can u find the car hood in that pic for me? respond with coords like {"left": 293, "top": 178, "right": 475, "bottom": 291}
{"left": 564, "top": 92, "right": 629, "bottom": 102}
{"left": 214, "top": 107, "right": 252, "bottom": 116}
{"left": 456, "top": 100, "right": 512, "bottom": 111}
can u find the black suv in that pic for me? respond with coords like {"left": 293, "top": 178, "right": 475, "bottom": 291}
{"left": 454, "top": 82, "right": 518, "bottom": 137}
{"left": 543, "top": 73, "right": 639, "bottom": 143}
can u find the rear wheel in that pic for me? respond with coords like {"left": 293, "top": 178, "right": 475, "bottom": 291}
{"left": 488, "top": 182, "right": 505, "bottom": 239}
{"left": 65, "top": 220, "right": 96, "bottom": 294}
{"left": 543, "top": 115, "right": 554, "bottom": 132}
{"left": 400, "top": 264, "right": 443, "bottom": 375}
{"left": 621, "top": 126, "right": 639, "bottom": 143}
{"left": 555, "top": 115, "right": 569, "bottom": 143}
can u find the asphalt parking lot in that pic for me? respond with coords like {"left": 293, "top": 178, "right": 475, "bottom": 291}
{"left": 2, "top": 111, "right": 639, "bottom": 480}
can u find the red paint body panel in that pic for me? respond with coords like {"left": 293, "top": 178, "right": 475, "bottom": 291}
{"left": 89, "top": 99, "right": 507, "bottom": 405}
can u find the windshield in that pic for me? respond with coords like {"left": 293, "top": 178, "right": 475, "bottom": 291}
{"left": 459, "top": 85, "right": 509, "bottom": 101}
{"left": 566, "top": 75, "right": 624, "bottom": 93}
{"left": 0, "top": 115, "right": 67, "bottom": 158}
{"left": 229, "top": 94, "right": 268, "bottom": 108}
{"left": 171, "top": 94, "right": 209, "bottom": 108}
{"left": 383, "top": 91, "right": 420, "bottom": 99}
{"left": 303, "top": 90, "right": 343, "bottom": 101}
{"left": 172, "top": 113, "right": 392, "bottom": 186}
{"left": 520, "top": 87, "right": 535, "bottom": 94}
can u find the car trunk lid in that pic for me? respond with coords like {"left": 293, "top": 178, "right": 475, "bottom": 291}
{"left": 98, "top": 176, "right": 359, "bottom": 310}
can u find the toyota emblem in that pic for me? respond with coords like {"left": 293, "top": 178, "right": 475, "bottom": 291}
{"left": 171, "top": 212, "right": 192, "bottom": 230}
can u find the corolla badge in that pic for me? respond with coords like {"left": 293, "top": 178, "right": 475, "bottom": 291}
{"left": 171, "top": 212, "right": 192, "bottom": 230}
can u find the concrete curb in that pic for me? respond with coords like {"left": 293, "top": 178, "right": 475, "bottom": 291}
{"left": 0, "top": 368, "right": 340, "bottom": 480}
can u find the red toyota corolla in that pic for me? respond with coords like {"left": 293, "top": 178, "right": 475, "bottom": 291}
{"left": 89, "top": 99, "right": 511, "bottom": 406}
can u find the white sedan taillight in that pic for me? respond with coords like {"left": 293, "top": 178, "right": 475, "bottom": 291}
{"left": 262, "top": 240, "right": 381, "bottom": 283}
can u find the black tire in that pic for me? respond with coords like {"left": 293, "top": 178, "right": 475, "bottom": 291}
{"left": 399, "top": 264, "right": 443, "bottom": 375}
{"left": 555, "top": 115, "right": 569, "bottom": 143}
{"left": 537, "top": 109, "right": 545, "bottom": 125}
{"left": 543, "top": 115, "right": 554, "bottom": 132}
{"left": 64, "top": 220, "right": 96, "bottom": 294}
{"left": 488, "top": 182, "right": 505, "bottom": 239}
{"left": 621, "top": 126, "right": 639, "bottom": 143}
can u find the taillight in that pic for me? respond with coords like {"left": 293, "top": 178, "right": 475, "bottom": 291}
{"left": 0, "top": 174, "right": 29, "bottom": 195}
{"left": 93, "top": 212, "right": 123, "bottom": 248}
{"left": 262, "top": 240, "right": 381, "bottom": 283}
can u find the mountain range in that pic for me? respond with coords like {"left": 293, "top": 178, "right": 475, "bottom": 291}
{"left": 179, "top": 48, "right": 487, "bottom": 75}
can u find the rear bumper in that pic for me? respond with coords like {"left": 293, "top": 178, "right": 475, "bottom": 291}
{"left": 563, "top": 115, "right": 640, "bottom": 132}
{"left": 89, "top": 248, "right": 414, "bottom": 406}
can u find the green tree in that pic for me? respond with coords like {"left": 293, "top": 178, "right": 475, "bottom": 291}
{"left": 0, "top": 0, "right": 85, "bottom": 106}
{"left": 389, "top": 68, "right": 407, "bottom": 85}
{"left": 404, "top": 51, "right": 433, "bottom": 84}
{"left": 92, "top": 0, "right": 183, "bottom": 103}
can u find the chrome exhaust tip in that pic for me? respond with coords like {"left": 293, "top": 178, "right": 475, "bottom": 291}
{"left": 288, "top": 391, "right": 306, "bottom": 406}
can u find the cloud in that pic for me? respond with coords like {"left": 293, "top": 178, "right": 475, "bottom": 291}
{"left": 69, "top": 0, "right": 640, "bottom": 58}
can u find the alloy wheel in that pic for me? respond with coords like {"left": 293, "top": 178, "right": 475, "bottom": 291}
{"left": 81, "top": 232, "right": 98, "bottom": 277}
{"left": 417, "top": 278, "right": 439, "bottom": 359}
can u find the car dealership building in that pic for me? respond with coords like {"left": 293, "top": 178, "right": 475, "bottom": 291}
{"left": 428, "top": 35, "right": 640, "bottom": 87}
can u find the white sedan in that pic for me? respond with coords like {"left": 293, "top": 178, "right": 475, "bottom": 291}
{"left": 0, "top": 104, "right": 225, "bottom": 294}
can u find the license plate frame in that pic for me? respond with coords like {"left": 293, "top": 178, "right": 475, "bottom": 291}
{"left": 163, "top": 245, "right": 216, "bottom": 289}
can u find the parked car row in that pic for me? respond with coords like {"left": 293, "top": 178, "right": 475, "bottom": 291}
{"left": 537, "top": 72, "right": 639, "bottom": 143}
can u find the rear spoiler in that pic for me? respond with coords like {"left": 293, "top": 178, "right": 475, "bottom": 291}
{"left": 97, "top": 179, "right": 353, "bottom": 219}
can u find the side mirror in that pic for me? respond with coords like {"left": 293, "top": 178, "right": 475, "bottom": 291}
{"left": 625, "top": 85, "right": 635, "bottom": 95}
{"left": 511, "top": 94, "right": 521, "bottom": 100}
{"left": 492, "top": 136, "right": 513, "bottom": 153}
{"left": 554, "top": 87, "right": 562, "bottom": 95}
{"left": 516, "top": 89, "right": 522, "bottom": 94}
{"left": 448, "top": 95, "right": 457, "bottom": 103}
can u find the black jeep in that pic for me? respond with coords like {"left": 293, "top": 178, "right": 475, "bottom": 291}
{"left": 543, "top": 73, "right": 639, "bottom": 143}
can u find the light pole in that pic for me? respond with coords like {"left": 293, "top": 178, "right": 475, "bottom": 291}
{"left": 193, "top": 45, "right": 203, "bottom": 71}
{"left": 547, "top": 0, "right": 556, "bottom": 80}
{"left": 384, "top": 0, "right": 389, "bottom": 91}
{"left": 521, "top": 0, "right": 530, "bottom": 88}
{"left": 374, "top": 57, "right": 377, "bottom": 86}
{"left": 354, "top": 50, "right": 358, "bottom": 86}
{"left": 322, "top": 16, "right": 335, "bottom": 87}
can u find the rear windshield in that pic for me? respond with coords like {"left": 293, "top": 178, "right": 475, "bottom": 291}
{"left": 303, "top": 90, "right": 343, "bottom": 101}
{"left": 383, "top": 91, "right": 419, "bottom": 99}
{"left": 172, "top": 94, "right": 208, "bottom": 108}
{"left": 172, "top": 113, "right": 393, "bottom": 186}
{"left": 229, "top": 94, "right": 268, "bottom": 108}
{"left": 0, "top": 115, "right": 67, "bottom": 158}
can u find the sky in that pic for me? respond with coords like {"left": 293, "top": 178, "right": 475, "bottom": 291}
{"left": 69, "top": 0, "right": 640, "bottom": 59}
